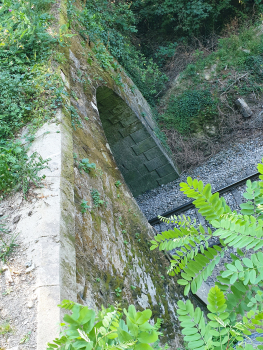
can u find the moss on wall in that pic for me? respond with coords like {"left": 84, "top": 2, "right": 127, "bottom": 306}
{"left": 54, "top": 1, "right": 204, "bottom": 347}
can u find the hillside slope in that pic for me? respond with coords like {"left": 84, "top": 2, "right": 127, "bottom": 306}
{"left": 156, "top": 22, "right": 263, "bottom": 170}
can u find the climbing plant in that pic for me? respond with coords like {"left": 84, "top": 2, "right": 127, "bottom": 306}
{"left": 151, "top": 159, "right": 263, "bottom": 348}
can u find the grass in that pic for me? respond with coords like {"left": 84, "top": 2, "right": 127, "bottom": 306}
{"left": 0, "top": 322, "right": 12, "bottom": 335}
{"left": 0, "top": 217, "right": 18, "bottom": 262}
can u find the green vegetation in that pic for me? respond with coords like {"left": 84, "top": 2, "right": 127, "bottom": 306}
{"left": 115, "top": 181, "right": 122, "bottom": 188}
{"left": 0, "top": 321, "right": 12, "bottom": 335}
{"left": 0, "top": 142, "right": 48, "bottom": 197}
{"left": 159, "top": 23, "right": 263, "bottom": 135}
{"left": 130, "top": 0, "right": 263, "bottom": 49}
{"left": 91, "top": 189, "right": 106, "bottom": 208}
{"left": 47, "top": 300, "right": 164, "bottom": 350}
{"left": 114, "top": 287, "right": 122, "bottom": 297}
{"left": 78, "top": 158, "right": 96, "bottom": 174}
{"left": 161, "top": 90, "right": 215, "bottom": 134}
{"left": 0, "top": 217, "right": 17, "bottom": 262}
{"left": 20, "top": 331, "right": 31, "bottom": 344}
{"left": 151, "top": 159, "right": 263, "bottom": 348}
{"left": 68, "top": 0, "right": 168, "bottom": 104}
{"left": 0, "top": 0, "right": 64, "bottom": 196}
{"left": 81, "top": 200, "right": 90, "bottom": 214}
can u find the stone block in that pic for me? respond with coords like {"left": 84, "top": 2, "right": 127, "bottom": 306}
{"left": 96, "top": 87, "right": 115, "bottom": 101}
{"left": 111, "top": 136, "right": 135, "bottom": 155}
{"left": 130, "top": 173, "right": 158, "bottom": 197}
{"left": 156, "top": 164, "right": 175, "bottom": 178}
{"left": 120, "top": 112, "right": 138, "bottom": 127}
{"left": 119, "top": 121, "right": 142, "bottom": 138}
{"left": 145, "top": 156, "right": 168, "bottom": 172}
{"left": 106, "top": 111, "right": 123, "bottom": 125}
{"left": 101, "top": 119, "right": 113, "bottom": 130}
{"left": 124, "top": 169, "right": 141, "bottom": 183}
{"left": 105, "top": 129, "right": 123, "bottom": 144}
{"left": 130, "top": 128, "right": 150, "bottom": 144}
{"left": 131, "top": 138, "right": 156, "bottom": 155}
{"left": 235, "top": 98, "right": 253, "bottom": 118}
{"left": 144, "top": 146, "right": 163, "bottom": 161}
{"left": 149, "top": 170, "right": 159, "bottom": 180}
{"left": 118, "top": 152, "right": 147, "bottom": 173}
{"left": 157, "top": 171, "right": 179, "bottom": 185}
{"left": 195, "top": 281, "right": 210, "bottom": 305}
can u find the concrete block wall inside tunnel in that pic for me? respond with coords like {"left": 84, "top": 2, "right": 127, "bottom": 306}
{"left": 96, "top": 86, "right": 179, "bottom": 196}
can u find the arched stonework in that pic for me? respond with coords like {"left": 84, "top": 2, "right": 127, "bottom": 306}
{"left": 96, "top": 87, "right": 179, "bottom": 196}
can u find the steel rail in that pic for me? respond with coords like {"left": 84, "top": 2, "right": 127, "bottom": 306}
{"left": 148, "top": 172, "right": 260, "bottom": 226}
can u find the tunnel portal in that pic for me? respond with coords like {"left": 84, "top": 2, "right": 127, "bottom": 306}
{"left": 96, "top": 87, "right": 179, "bottom": 197}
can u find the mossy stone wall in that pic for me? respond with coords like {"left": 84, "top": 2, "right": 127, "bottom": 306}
{"left": 54, "top": 1, "right": 202, "bottom": 347}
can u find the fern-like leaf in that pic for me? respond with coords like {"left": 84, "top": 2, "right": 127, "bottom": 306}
{"left": 177, "top": 299, "right": 210, "bottom": 349}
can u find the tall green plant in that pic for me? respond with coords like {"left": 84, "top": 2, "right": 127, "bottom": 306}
{"left": 151, "top": 159, "right": 263, "bottom": 348}
{"left": 47, "top": 300, "right": 164, "bottom": 350}
{"left": 0, "top": 0, "right": 62, "bottom": 196}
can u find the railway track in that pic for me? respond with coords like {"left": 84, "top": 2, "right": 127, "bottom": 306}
{"left": 149, "top": 171, "right": 260, "bottom": 232}
{"left": 147, "top": 171, "right": 261, "bottom": 306}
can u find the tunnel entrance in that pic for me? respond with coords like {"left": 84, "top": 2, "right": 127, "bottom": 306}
{"left": 96, "top": 87, "right": 179, "bottom": 197}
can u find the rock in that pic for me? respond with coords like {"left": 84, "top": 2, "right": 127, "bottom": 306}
{"left": 1, "top": 264, "right": 8, "bottom": 271}
{"left": 235, "top": 98, "right": 253, "bottom": 118}
{"left": 0, "top": 209, "right": 5, "bottom": 216}
{"left": 13, "top": 215, "right": 21, "bottom": 224}
{"left": 5, "top": 267, "right": 13, "bottom": 283}
{"left": 25, "top": 261, "right": 32, "bottom": 268}
{"left": 7, "top": 347, "right": 19, "bottom": 350}
{"left": 26, "top": 264, "right": 35, "bottom": 273}
{"left": 27, "top": 301, "right": 34, "bottom": 308}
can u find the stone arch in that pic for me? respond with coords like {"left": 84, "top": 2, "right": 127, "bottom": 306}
{"left": 96, "top": 87, "right": 179, "bottom": 197}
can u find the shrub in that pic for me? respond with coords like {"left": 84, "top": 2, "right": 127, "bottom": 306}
{"left": 160, "top": 90, "right": 215, "bottom": 134}
{"left": 76, "top": 0, "right": 168, "bottom": 104}
{"left": 0, "top": 0, "right": 62, "bottom": 196}
{"left": 129, "top": 0, "right": 263, "bottom": 39}
{"left": 0, "top": 141, "right": 48, "bottom": 197}
{"left": 47, "top": 300, "right": 165, "bottom": 350}
{"left": 151, "top": 159, "right": 263, "bottom": 348}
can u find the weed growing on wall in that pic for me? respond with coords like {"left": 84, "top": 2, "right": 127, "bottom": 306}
{"left": 80, "top": 200, "right": 90, "bottom": 213}
{"left": 91, "top": 189, "right": 106, "bottom": 208}
{"left": 0, "top": 321, "right": 12, "bottom": 335}
{"left": 78, "top": 159, "right": 96, "bottom": 174}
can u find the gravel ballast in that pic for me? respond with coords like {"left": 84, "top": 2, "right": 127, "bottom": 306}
{"left": 136, "top": 135, "right": 263, "bottom": 220}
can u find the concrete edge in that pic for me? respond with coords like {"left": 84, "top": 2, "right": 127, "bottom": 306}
{"left": 35, "top": 106, "right": 76, "bottom": 350}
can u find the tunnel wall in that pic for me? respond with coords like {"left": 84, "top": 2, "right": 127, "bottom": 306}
{"left": 58, "top": 9, "right": 186, "bottom": 344}
{"left": 97, "top": 87, "right": 179, "bottom": 196}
